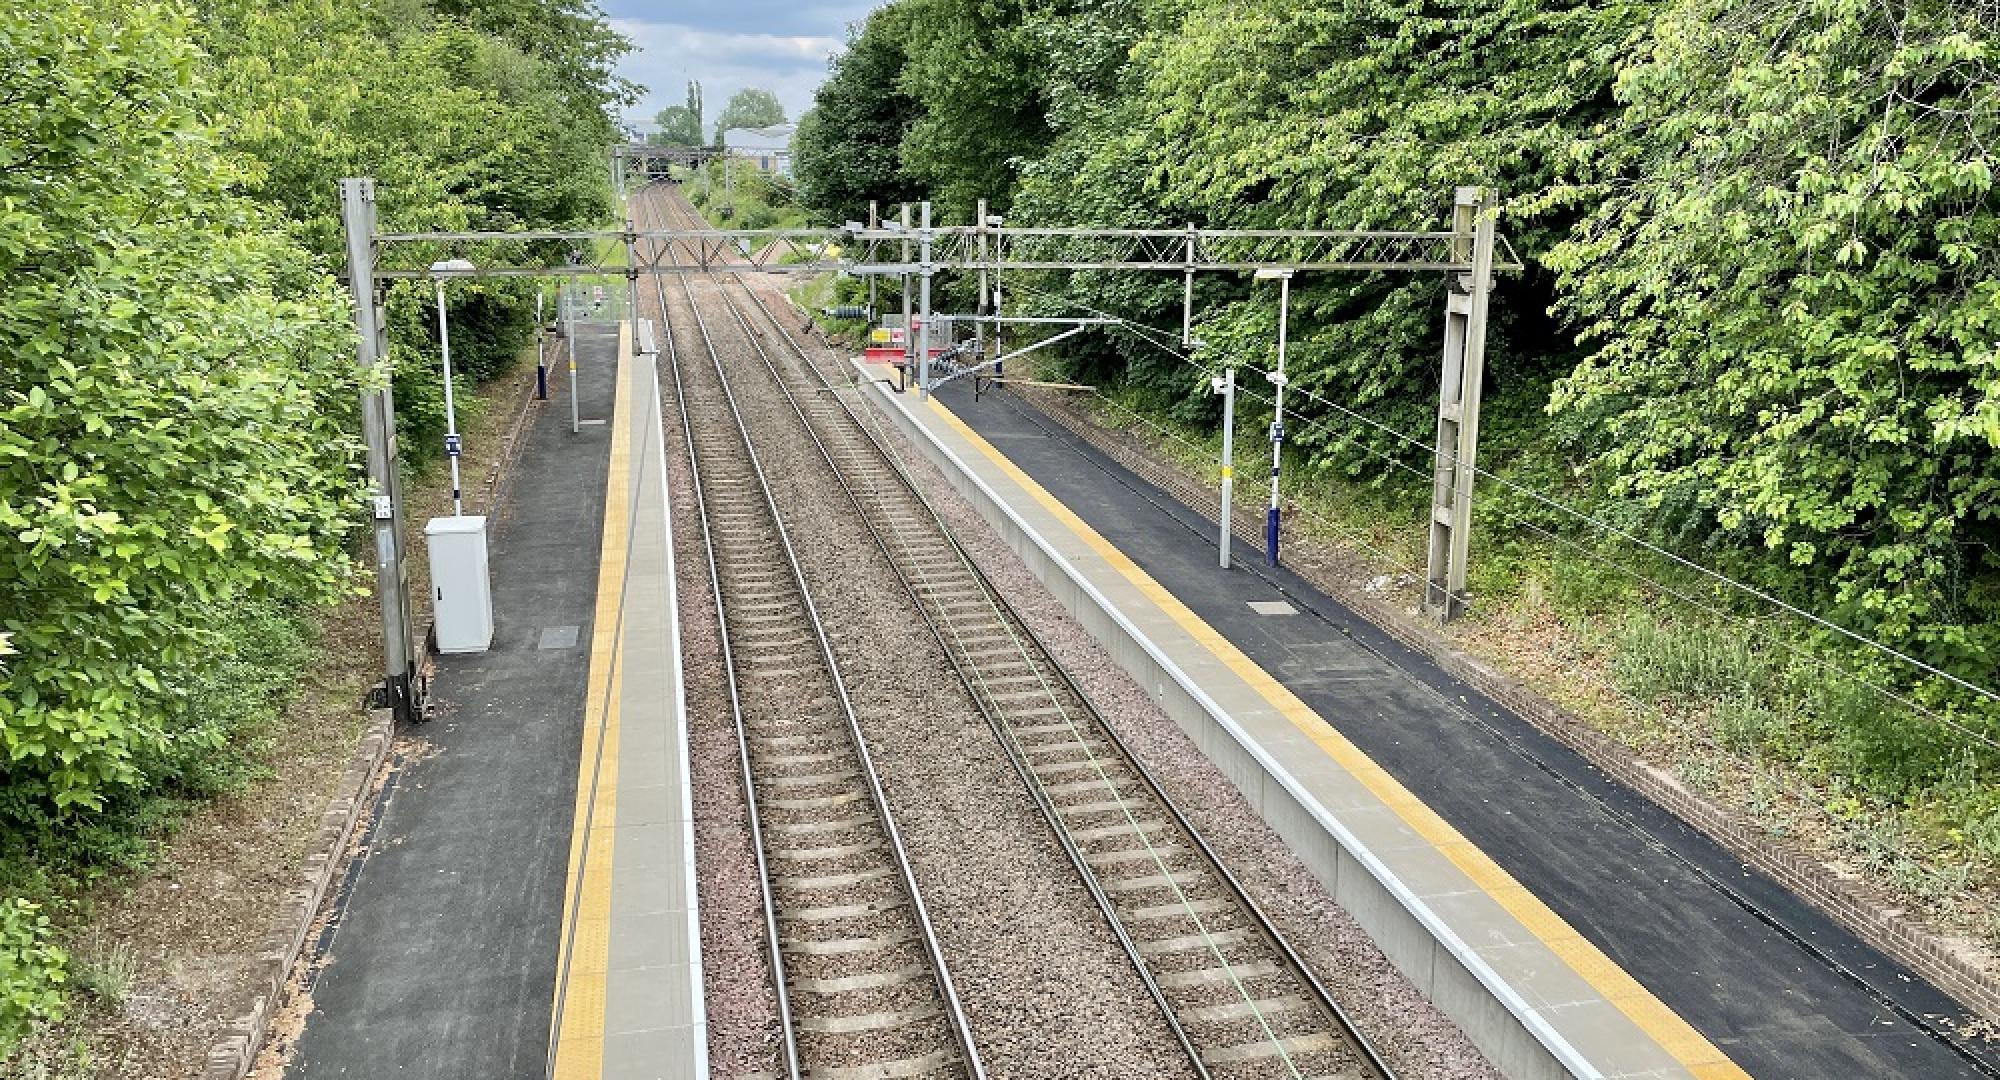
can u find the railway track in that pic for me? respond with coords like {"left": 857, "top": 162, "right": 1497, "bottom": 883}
{"left": 640, "top": 197, "right": 983, "bottom": 1080}
{"left": 641, "top": 182, "right": 1396, "bottom": 1080}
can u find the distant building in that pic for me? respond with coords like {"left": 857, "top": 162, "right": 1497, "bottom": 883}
{"left": 721, "top": 124, "right": 795, "bottom": 177}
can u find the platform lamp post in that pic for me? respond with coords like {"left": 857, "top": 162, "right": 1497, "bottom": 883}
{"left": 1208, "top": 353, "right": 1235, "bottom": 570}
{"left": 1255, "top": 268, "right": 1293, "bottom": 567}
{"left": 431, "top": 258, "right": 476, "bottom": 516}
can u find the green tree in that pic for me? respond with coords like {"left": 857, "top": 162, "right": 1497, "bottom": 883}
{"left": 794, "top": 8, "right": 924, "bottom": 224}
{"left": 1545, "top": 0, "right": 2000, "bottom": 656}
{"left": 0, "top": 0, "right": 363, "bottom": 816}
{"left": 652, "top": 80, "right": 703, "bottom": 145}
{"left": 713, "top": 86, "right": 787, "bottom": 141}
{"left": 196, "top": 0, "right": 631, "bottom": 454}
{"left": 895, "top": 0, "right": 1052, "bottom": 217}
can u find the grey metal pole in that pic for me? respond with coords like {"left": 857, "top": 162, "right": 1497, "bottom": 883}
{"left": 435, "top": 280, "right": 465, "bottom": 516}
{"left": 918, "top": 201, "right": 934, "bottom": 397}
{"left": 1424, "top": 187, "right": 1499, "bottom": 620}
{"left": 626, "top": 216, "right": 641, "bottom": 356}
{"left": 339, "top": 178, "right": 417, "bottom": 725}
{"left": 1218, "top": 366, "right": 1235, "bottom": 568}
{"left": 1265, "top": 272, "right": 1291, "bottom": 567}
{"left": 992, "top": 215, "right": 1003, "bottom": 377}
{"left": 567, "top": 285, "right": 579, "bottom": 434}
{"left": 1183, "top": 222, "right": 1197, "bottom": 347}
{"left": 900, "top": 203, "right": 912, "bottom": 386}
{"left": 867, "top": 200, "right": 878, "bottom": 319}
{"left": 976, "top": 198, "right": 989, "bottom": 374}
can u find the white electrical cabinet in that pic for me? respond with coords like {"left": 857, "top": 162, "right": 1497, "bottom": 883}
{"left": 426, "top": 515, "right": 493, "bottom": 653}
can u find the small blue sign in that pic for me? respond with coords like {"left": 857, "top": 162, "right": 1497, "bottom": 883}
{"left": 444, "top": 434, "right": 463, "bottom": 457}
{"left": 1269, "top": 422, "right": 1285, "bottom": 442}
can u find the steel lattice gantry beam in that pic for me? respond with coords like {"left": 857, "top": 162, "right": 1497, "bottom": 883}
{"left": 367, "top": 224, "right": 1522, "bottom": 279}
{"left": 614, "top": 144, "right": 727, "bottom": 166}
{"left": 370, "top": 228, "right": 852, "bottom": 278}
{"left": 351, "top": 184, "right": 1515, "bottom": 633}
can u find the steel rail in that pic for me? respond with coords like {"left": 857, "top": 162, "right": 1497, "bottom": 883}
{"left": 706, "top": 274, "right": 1213, "bottom": 1075}
{"left": 707, "top": 241, "right": 1395, "bottom": 1077}
{"left": 637, "top": 212, "right": 804, "bottom": 1079}
{"left": 643, "top": 188, "right": 987, "bottom": 1080}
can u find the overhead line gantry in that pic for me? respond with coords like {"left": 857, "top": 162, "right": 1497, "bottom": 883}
{"left": 340, "top": 178, "right": 1516, "bottom": 722}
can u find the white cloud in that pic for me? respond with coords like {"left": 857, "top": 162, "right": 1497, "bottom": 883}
{"left": 610, "top": 18, "right": 849, "bottom": 137}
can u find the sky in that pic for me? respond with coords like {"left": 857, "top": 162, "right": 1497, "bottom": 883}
{"left": 601, "top": 1, "right": 879, "bottom": 138}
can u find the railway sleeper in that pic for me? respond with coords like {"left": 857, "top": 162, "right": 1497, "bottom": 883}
{"left": 789, "top": 966, "right": 930, "bottom": 995}
{"left": 1082, "top": 843, "right": 1189, "bottom": 869}
{"left": 1200, "top": 1031, "right": 1339, "bottom": 1067}
{"left": 1157, "top": 961, "right": 1281, "bottom": 989}
{"left": 781, "top": 930, "right": 917, "bottom": 956}
{"left": 1099, "top": 869, "right": 1204, "bottom": 895}
{"left": 760, "top": 770, "right": 864, "bottom": 790}
{"left": 768, "top": 815, "right": 874, "bottom": 838}
{"left": 795, "top": 1003, "right": 943, "bottom": 1036}
{"left": 1134, "top": 927, "right": 1254, "bottom": 957}
{"left": 807, "top": 1047, "right": 961, "bottom": 1080}
{"left": 776, "top": 865, "right": 896, "bottom": 893}
{"left": 1040, "top": 774, "right": 1137, "bottom": 797}
{"left": 780, "top": 896, "right": 910, "bottom": 923}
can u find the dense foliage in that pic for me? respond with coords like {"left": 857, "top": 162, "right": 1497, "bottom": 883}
{"left": 794, "top": 6, "right": 926, "bottom": 226}
{"left": 0, "top": 0, "right": 628, "bottom": 1046}
{"left": 794, "top": 0, "right": 2000, "bottom": 814}
{"left": 1543, "top": 0, "right": 2000, "bottom": 661}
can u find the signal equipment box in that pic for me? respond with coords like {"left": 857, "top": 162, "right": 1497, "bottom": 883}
{"left": 426, "top": 515, "right": 494, "bottom": 653}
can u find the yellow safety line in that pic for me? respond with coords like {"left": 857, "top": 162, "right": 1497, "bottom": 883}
{"left": 924, "top": 397, "right": 1749, "bottom": 1079}
{"left": 550, "top": 322, "right": 636, "bottom": 1078}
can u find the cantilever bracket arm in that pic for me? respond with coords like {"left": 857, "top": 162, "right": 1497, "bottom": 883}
{"left": 931, "top": 325, "right": 1090, "bottom": 389}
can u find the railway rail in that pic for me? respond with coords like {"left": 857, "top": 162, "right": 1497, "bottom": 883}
{"left": 639, "top": 195, "right": 984, "bottom": 1080}
{"left": 640, "top": 182, "right": 1397, "bottom": 1080}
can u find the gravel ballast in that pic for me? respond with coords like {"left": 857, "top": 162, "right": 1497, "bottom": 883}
{"left": 649, "top": 183, "right": 1496, "bottom": 1079}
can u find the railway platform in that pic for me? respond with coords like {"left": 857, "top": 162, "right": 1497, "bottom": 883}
{"left": 289, "top": 320, "right": 703, "bottom": 1079}
{"left": 546, "top": 323, "right": 705, "bottom": 1078}
{"left": 858, "top": 362, "right": 2000, "bottom": 1080}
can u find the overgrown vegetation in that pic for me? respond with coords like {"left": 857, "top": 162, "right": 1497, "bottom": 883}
{"left": 794, "top": 0, "right": 2000, "bottom": 933}
{"left": 687, "top": 159, "right": 810, "bottom": 234}
{"left": 0, "top": 0, "right": 629, "bottom": 1048}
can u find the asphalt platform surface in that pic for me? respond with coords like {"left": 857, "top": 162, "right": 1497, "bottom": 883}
{"left": 290, "top": 323, "right": 620, "bottom": 1077}
{"left": 940, "top": 379, "right": 2000, "bottom": 1080}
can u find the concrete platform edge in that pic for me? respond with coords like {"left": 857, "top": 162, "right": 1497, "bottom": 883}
{"left": 860, "top": 372, "right": 1601, "bottom": 1080}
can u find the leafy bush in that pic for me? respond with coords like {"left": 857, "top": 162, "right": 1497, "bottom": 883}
{"left": 1545, "top": 0, "right": 2000, "bottom": 655}
{"left": 0, "top": 0, "right": 361, "bottom": 817}
{"left": 0, "top": 899, "right": 66, "bottom": 1048}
